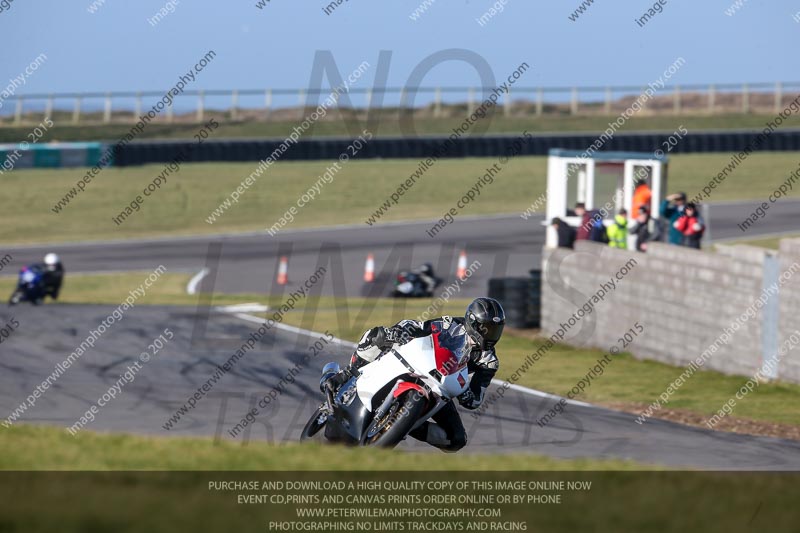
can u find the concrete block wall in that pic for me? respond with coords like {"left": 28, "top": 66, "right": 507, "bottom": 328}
{"left": 541, "top": 239, "right": 788, "bottom": 381}
{"left": 778, "top": 238, "right": 800, "bottom": 383}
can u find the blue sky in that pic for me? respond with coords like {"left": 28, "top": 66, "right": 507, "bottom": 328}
{"left": 1, "top": 0, "right": 798, "bottom": 95}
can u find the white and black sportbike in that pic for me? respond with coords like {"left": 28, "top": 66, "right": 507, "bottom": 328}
{"left": 301, "top": 320, "right": 471, "bottom": 448}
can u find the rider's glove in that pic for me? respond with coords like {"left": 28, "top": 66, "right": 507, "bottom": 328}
{"left": 458, "top": 389, "right": 478, "bottom": 410}
{"left": 370, "top": 327, "right": 398, "bottom": 349}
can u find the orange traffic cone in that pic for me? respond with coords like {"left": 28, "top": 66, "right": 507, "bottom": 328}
{"left": 456, "top": 250, "right": 468, "bottom": 280}
{"left": 364, "top": 253, "right": 376, "bottom": 282}
{"left": 276, "top": 256, "right": 288, "bottom": 285}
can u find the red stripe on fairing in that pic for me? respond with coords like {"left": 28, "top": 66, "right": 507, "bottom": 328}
{"left": 432, "top": 331, "right": 459, "bottom": 375}
{"left": 393, "top": 382, "right": 427, "bottom": 398}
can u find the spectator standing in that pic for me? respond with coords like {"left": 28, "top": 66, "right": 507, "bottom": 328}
{"left": 606, "top": 209, "right": 628, "bottom": 249}
{"left": 551, "top": 218, "right": 576, "bottom": 249}
{"left": 631, "top": 177, "right": 652, "bottom": 219}
{"left": 661, "top": 192, "right": 687, "bottom": 245}
{"left": 673, "top": 202, "right": 705, "bottom": 249}
{"left": 574, "top": 202, "right": 606, "bottom": 242}
{"left": 630, "top": 206, "right": 659, "bottom": 252}
{"left": 574, "top": 203, "right": 591, "bottom": 240}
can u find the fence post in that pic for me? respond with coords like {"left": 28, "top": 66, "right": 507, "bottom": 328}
{"left": 231, "top": 89, "right": 238, "bottom": 121}
{"left": 504, "top": 86, "right": 511, "bottom": 117}
{"left": 570, "top": 87, "right": 578, "bottom": 115}
{"left": 14, "top": 97, "right": 23, "bottom": 125}
{"left": 298, "top": 88, "right": 306, "bottom": 119}
{"left": 434, "top": 87, "right": 442, "bottom": 118}
{"left": 197, "top": 90, "right": 205, "bottom": 122}
{"left": 103, "top": 93, "right": 112, "bottom": 123}
{"left": 742, "top": 83, "right": 749, "bottom": 113}
{"left": 467, "top": 87, "right": 475, "bottom": 114}
{"left": 72, "top": 96, "right": 81, "bottom": 124}
{"left": 604, "top": 86, "right": 611, "bottom": 114}
{"left": 536, "top": 88, "right": 543, "bottom": 116}
{"left": 167, "top": 95, "right": 174, "bottom": 123}
{"left": 774, "top": 81, "right": 783, "bottom": 114}
{"left": 708, "top": 84, "right": 715, "bottom": 114}
{"left": 45, "top": 94, "right": 53, "bottom": 120}
{"left": 134, "top": 92, "right": 142, "bottom": 123}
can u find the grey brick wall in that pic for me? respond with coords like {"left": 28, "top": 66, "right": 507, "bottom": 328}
{"left": 778, "top": 238, "right": 800, "bottom": 383}
{"left": 542, "top": 239, "right": 800, "bottom": 383}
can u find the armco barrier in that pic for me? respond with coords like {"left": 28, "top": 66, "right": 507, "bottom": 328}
{"left": 0, "top": 142, "right": 107, "bottom": 169}
{"left": 109, "top": 128, "right": 800, "bottom": 167}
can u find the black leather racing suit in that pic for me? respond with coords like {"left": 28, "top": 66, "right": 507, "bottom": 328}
{"left": 352, "top": 317, "right": 499, "bottom": 452}
{"left": 32, "top": 262, "right": 64, "bottom": 300}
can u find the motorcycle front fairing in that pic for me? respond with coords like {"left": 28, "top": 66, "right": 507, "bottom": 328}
{"left": 356, "top": 332, "right": 470, "bottom": 411}
{"left": 324, "top": 376, "right": 371, "bottom": 444}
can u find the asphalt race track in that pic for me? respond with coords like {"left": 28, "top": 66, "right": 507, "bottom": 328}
{"left": 4, "top": 199, "right": 800, "bottom": 300}
{"left": 2, "top": 304, "right": 800, "bottom": 469}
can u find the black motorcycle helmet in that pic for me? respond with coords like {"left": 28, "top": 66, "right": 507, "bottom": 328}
{"left": 464, "top": 297, "right": 505, "bottom": 350}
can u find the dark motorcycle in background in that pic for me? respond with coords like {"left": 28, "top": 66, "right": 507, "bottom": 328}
{"left": 392, "top": 270, "right": 441, "bottom": 298}
{"left": 9, "top": 266, "right": 47, "bottom": 306}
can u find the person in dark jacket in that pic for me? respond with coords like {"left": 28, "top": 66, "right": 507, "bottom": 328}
{"left": 326, "top": 298, "right": 505, "bottom": 452}
{"left": 630, "top": 206, "right": 660, "bottom": 252}
{"left": 661, "top": 192, "right": 687, "bottom": 245}
{"left": 551, "top": 218, "right": 576, "bottom": 249}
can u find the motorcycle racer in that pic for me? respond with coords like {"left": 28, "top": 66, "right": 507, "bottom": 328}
{"left": 326, "top": 297, "right": 505, "bottom": 452}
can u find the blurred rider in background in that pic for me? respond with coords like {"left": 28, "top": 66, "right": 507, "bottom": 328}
{"left": 38, "top": 253, "right": 65, "bottom": 300}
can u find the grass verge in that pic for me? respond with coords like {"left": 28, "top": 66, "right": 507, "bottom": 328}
{"left": 4, "top": 151, "right": 800, "bottom": 245}
{"left": 720, "top": 232, "right": 800, "bottom": 250}
{"left": 0, "top": 424, "right": 642, "bottom": 470}
{"left": 0, "top": 112, "right": 791, "bottom": 142}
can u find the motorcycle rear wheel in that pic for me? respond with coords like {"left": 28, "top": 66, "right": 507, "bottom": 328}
{"left": 363, "top": 390, "right": 427, "bottom": 448}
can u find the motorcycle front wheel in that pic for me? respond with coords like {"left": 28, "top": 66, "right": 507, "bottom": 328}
{"left": 300, "top": 406, "right": 328, "bottom": 442}
{"left": 8, "top": 291, "right": 22, "bottom": 306}
{"left": 363, "top": 390, "right": 427, "bottom": 448}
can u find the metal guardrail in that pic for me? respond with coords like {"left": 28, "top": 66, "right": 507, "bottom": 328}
{"left": 2, "top": 82, "right": 800, "bottom": 126}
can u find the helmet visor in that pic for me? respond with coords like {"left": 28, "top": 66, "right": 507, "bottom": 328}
{"left": 476, "top": 320, "right": 504, "bottom": 347}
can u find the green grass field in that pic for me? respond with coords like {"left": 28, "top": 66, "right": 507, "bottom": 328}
{"left": 4, "top": 151, "right": 800, "bottom": 245}
{"left": 5, "top": 272, "right": 799, "bottom": 430}
{"left": 724, "top": 232, "right": 800, "bottom": 250}
{"left": 0, "top": 424, "right": 640, "bottom": 471}
{"left": 0, "top": 112, "right": 791, "bottom": 142}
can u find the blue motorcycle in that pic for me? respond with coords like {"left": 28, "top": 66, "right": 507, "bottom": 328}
{"left": 9, "top": 266, "right": 46, "bottom": 305}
